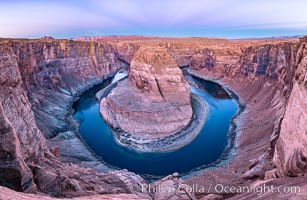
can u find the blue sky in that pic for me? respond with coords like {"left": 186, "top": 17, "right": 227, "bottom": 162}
{"left": 0, "top": 0, "right": 307, "bottom": 38}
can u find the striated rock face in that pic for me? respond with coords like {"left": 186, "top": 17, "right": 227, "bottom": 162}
{"left": 100, "top": 46, "right": 192, "bottom": 139}
{"left": 10, "top": 40, "right": 123, "bottom": 138}
{"left": 185, "top": 41, "right": 300, "bottom": 186}
{"left": 272, "top": 42, "right": 307, "bottom": 177}
{"left": 0, "top": 104, "right": 37, "bottom": 193}
{"left": 0, "top": 43, "right": 47, "bottom": 192}
{"left": 129, "top": 46, "right": 191, "bottom": 105}
{"left": 0, "top": 39, "right": 150, "bottom": 199}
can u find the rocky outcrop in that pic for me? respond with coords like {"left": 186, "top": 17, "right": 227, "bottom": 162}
{"left": 0, "top": 103, "right": 37, "bottom": 193}
{"left": 272, "top": 41, "right": 307, "bottom": 177}
{"left": 150, "top": 173, "right": 197, "bottom": 200}
{"left": 100, "top": 46, "right": 192, "bottom": 139}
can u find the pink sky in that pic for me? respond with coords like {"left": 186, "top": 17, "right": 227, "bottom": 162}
{"left": 0, "top": 0, "right": 307, "bottom": 38}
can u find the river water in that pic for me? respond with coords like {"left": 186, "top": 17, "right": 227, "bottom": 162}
{"left": 73, "top": 72, "right": 238, "bottom": 176}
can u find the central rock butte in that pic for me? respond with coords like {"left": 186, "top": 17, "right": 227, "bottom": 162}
{"left": 100, "top": 46, "right": 193, "bottom": 140}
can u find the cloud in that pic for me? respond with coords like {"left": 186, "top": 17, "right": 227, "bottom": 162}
{"left": 0, "top": 0, "right": 306, "bottom": 38}
{"left": 0, "top": 1, "right": 121, "bottom": 37}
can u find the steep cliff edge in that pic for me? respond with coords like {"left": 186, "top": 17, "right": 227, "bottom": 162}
{"left": 9, "top": 40, "right": 126, "bottom": 166}
{"left": 0, "top": 43, "right": 47, "bottom": 192}
{"left": 11, "top": 40, "right": 122, "bottom": 138}
{"left": 272, "top": 40, "right": 307, "bottom": 177}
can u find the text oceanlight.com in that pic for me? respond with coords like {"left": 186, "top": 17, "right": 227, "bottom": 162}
{"left": 141, "top": 183, "right": 301, "bottom": 196}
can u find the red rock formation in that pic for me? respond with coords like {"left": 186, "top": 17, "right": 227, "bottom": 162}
{"left": 100, "top": 46, "right": 192, "bottom": 139}
{"left": 272, "top": 41, "right": 307, "bottom": 177}
{"left": 1, "top": 36, "right": 306, "bottom": 200}
{"left": 151, "top": 173, "right": 197, "bottom": 200}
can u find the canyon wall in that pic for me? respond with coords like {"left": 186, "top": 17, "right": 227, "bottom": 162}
{"left": 184, "top": 40, "right": 300, "bottom": 182}
{"left": 0, "top": 39, "right": 150, "bottom": 199}
{"left": 10, "top": 40, "right": 123, "bottom": 137}
{"left": 0, "top": 42, "right": 47, "bottom": 192}
{"left": 272, "top": 39, "right": 307, "bottom": 177}
{"left": 173, "top": 39, "right": 306, "bottom": 199}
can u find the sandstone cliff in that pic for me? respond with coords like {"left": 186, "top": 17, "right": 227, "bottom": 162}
{"left": 0, "top": 42, "right": 48, "bottom": 192}
{"left": 272, "top": 40, "right": 307, "bottom": 177}
{"left": 11, "top": 40, "right": 122, "bottom": 138}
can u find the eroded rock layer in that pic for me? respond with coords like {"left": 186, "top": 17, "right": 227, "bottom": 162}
{"left": 100, "top": 46, "right": 192, "bottom": 139}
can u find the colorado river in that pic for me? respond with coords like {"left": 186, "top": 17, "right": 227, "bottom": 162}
{"left": 73, "top": 72, "right": 238, "bottom": 176}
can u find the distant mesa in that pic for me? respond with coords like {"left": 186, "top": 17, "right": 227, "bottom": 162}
{"left": 40, "top": 36, "right": 55, "bottom": 40}
{"left": 299, "top": 36, "right": 307, "bottom": 42}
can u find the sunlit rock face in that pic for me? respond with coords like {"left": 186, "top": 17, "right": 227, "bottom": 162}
{"left": 100, "top": 46, "right": 192, "bottom": 139}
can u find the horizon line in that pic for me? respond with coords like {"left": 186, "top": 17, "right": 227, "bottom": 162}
{"left": 0, "top": 34, "right": 305, "bottom": 40}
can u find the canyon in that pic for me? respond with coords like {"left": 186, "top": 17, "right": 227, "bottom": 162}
{"left": 0, "top": 36, "right": 306, "bottom": 199}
